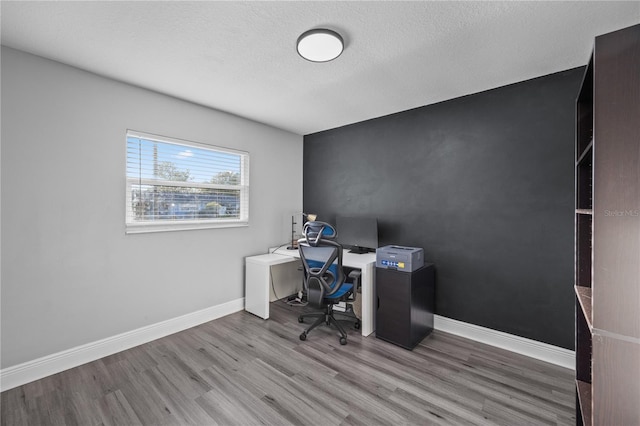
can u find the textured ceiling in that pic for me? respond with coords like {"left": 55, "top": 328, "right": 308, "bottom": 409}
{"left": 1, "top": 1, "right": 639, "bottom": 135}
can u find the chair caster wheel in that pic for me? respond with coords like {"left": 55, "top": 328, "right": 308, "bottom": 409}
{"left": 298, "top": 316, "right": 304, "bottom": 323}
{"left": 354, "top": 321, "right": 361, "bottom": 330}
{"left": 339, "top": 337, "right": 347, "bottom": 345}
{"left": 300, "top": 332, "right": 307, "bottom": 341}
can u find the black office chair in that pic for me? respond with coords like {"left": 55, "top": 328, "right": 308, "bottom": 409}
{"left": 297, "top": 221, "right": 360, "bottom": 345}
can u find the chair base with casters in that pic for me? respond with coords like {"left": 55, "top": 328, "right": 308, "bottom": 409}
{"left": 298, "top": 301, "right": 361, "bottom": 345}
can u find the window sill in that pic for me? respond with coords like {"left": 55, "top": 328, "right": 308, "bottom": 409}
{"left": 125, "top": 220, "right": 249, "bottom": 234}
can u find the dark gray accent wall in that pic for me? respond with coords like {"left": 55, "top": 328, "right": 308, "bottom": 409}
{"left": 303, "top": 67, "right": 584, "bottom": 349}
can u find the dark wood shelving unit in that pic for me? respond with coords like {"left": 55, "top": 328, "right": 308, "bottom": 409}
{"left": 574, "top": 24, "right": 640, "bottom": 426}
{"left": 574, "top": 52, "right": 594, "bottom": 424}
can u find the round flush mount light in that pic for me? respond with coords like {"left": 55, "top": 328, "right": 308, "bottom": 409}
{"left": 297, "top": 29, "right": 344, "bottom": 62}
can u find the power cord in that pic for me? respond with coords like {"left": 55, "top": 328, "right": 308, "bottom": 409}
{"left": 269, "top": 242, "right": 308, "bottom": 306}
{"left": 268, "top": 242, "right": 297, "bottom": 300}
{"left": 269, "top": 267, "right": 281, "bottom": 301}
{"left": 271, "top": 242, "right": 292, "bottom": 252}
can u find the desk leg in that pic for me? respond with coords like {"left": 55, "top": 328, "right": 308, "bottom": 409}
{"left": 245, "top": 262, "right": 270, "bottom": 319}
{"left": 360, "top": 262, "right": 376, "bottom": 336}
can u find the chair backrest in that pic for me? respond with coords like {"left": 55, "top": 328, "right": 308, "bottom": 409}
{"left": 298, "top": 221, "right": 345, "bottom": 308}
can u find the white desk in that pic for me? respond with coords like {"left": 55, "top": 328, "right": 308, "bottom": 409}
{"left": 245, "top": 246, "right": 377, "bottom": 336}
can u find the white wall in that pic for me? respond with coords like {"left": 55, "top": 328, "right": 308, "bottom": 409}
{"left": 0, "top": 47, "right": 303, "bottom": 369}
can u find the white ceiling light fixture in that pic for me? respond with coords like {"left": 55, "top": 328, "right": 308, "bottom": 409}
{"left": 297, "top": 28, "right": 344, "bottom": 62}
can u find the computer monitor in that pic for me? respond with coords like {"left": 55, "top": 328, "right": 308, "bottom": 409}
{"left": 336, "top": 215, "right": 378, "bottom": 254}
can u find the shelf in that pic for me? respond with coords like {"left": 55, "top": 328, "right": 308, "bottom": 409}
{"left": 576, "top": 140, "right": 593, "bottom": 166}
{"left": 576, "top": 209, "right": 593, "bottom": 215}
{"left": 575, "top": 286, "right": 593, "bottom": 330}
{"left": 576, "top": 380, "right": 592, "bottom": 426}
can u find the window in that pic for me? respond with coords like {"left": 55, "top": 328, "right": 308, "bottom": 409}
{"left": 126, "top": 130, "right": 249, "bottom": 233}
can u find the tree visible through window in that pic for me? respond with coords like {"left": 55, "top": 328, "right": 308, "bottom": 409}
{"left": 126, "top": 130, "right": 249, "bottom": 233}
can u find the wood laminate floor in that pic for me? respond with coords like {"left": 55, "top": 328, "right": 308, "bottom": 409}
{"left": 1, "top": 301, "right": 575, "bottom": 425}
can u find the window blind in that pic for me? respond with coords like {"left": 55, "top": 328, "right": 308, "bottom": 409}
{"left": 126, "top": 130, "right": 249, "bottom": 233}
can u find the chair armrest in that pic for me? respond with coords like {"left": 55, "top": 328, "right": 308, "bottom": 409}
{"left": 348, "top": 270, "right": 361, "bottom": 298}
{"left": 348, "top": 269, "right": 361, "bottom": 285}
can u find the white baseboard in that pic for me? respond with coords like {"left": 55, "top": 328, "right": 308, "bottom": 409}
{"left": 0, "top": 298, "right": 245, "bottom": 391}
{"left": 434, "top": 315, "right": 575, "bottom": 370}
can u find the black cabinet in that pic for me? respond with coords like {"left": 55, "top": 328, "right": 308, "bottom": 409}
{"left": 376, "top": 264, "right": 435, "bottom": 349}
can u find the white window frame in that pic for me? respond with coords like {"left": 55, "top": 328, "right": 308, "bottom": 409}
{"left": 125, "top": 130, "right": 249, "bottom": 234}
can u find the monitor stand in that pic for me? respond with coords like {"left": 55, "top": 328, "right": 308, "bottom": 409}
{"left": 349, "top": 246, "right": 371, "bottom": 254}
